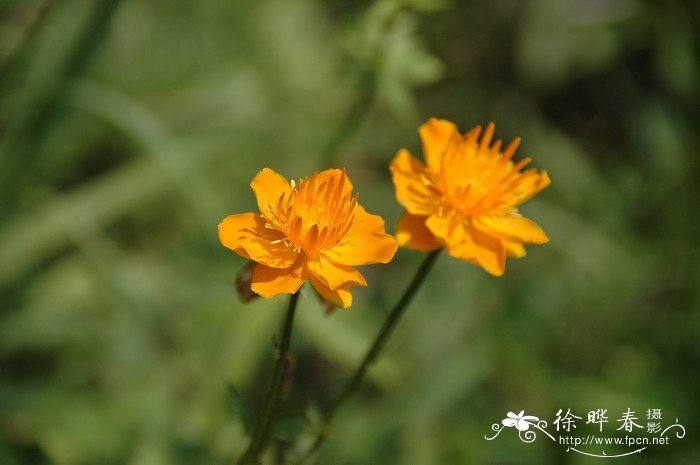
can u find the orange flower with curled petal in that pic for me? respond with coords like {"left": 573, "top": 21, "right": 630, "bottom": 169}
{"left": 390, "top": 118, "right": 551, "bottom": 276}
{"left": 219, "top": 168, "right": 398, "bottom": 309}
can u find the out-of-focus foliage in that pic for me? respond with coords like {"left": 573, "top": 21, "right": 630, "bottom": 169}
{"left": 0, "top": 0, "right": 698, "bottom": 464}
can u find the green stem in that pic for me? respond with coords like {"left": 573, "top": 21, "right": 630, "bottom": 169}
{"left": 237, "top": 291, "right": 300, "bottom": 465}
{"left": 303, "top": 249, "right": 442, "bottom": 461}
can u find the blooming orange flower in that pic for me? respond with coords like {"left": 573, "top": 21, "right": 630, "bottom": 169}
{"left": 390, "top": 118, "right": 551, "bottom": 276}
{"left": 219, "top": 168, "right": 398, "bottom": 308}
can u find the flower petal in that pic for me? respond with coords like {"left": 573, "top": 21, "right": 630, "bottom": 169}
{"left": 389, "top": 149, "right": 440, "bottom": 216}
{"left": 306, "top": 257, "right": 367, "bottom": 290}
{"left": 419, "top": 118, "right": 460, "bottom": 172}
{"left": 508, "top": 170, "right": 551, "bottom": 207}
{"left": 324, "top": 205, "right": 398, "bottom": 265}
{"left": 427, "top": 216, "right": 506, "bottom": 276}
{"left": 452, "top": 223, "right": 506, "bottom": 276}
{"left": 504, "top": 240, "right": 526, "bottom": 258}
{"left": 251, "top": 168, "right": 291, "bottom": 215}
{"left": 478, "top": 215, "right": 548, "bottom": 244}
{"left": 251, "top": 260, "right": 305, "bottom": 298}
{"left": 424, "top": 214, "right": 456, "bottom": 244}
{"left": 218, "top": 213, "right": 299, "bottom": 268}
{"left": 395, "top": 210, "right": 441, "bottom": 252}
{"left": 312, "top": 168, "right": 353, "bottom": 198}
{"left": 309, "top": 275, "right": 353, "bottom": 309}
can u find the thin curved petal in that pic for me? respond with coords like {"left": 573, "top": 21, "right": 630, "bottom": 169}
{"left": 395, "top": 210, "right": 441, "bottom": 252}
{"left": 218, "top": 213, "right": 299, "bottom": 268}
{"left": 325, "top": 205, "right": 398, "bottom": 265}
{"left": 313, "top": 168, "right": 353, "bottom": 198}
{"left": 309, "top": 275, "right": 353, "bottom": 309}
{"left": 504, "top": 240, "right": 526, "bottom": 258}
{"left": 306, "top": 257, "right": 367, "bottom": 290}
{"left": 389, "top": 149, "right": 440, "bottom": 216}
{"left": 508, "top": 171, "right": 551, "bottom": 206}
{"left": 251, "top": 260, "right": 305, "bottom": 298}
{"left": 478, "top": 215, "right": 548, "bottom": 244}
{"left": 419, "top": 118, "right": 460, "bottom": 172}
{"left": 251, "top": 168, "right": 291, "bottom": 214}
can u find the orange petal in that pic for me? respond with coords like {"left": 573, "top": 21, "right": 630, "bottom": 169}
{"left": 465, "top": 224, "right": 506, "bottom": 276}
{"left": 306, "top": 257, "right": 367, "bottom": 290}
{"left": 419, "top": 118, "right": 460, "bottom": 172}
{"left": 504, "top": 241, "right": 527, "bottom": 258}
{"left": 424, "top": 214, "right": 456, "bottom": 244}
{"left": 251, "top": 168, "right": 291, "bottom": 215}
{"left": 325, "top": 205, "right": 398, "bottom": 265}
{"left": 218, "top": 213, "right": 299, "bottom": 268}
{"left": 389, "top": 149, "right": 440, "bottom": 216}
{"left": 478, "top": 215, "right": 548, "bottom": 244}
{"left": 313, "top": 168, "right": 353, "bottom": 198}
{"left": 251, "top": 260, "right": 306, "bottom": 298}
{"left": 309, "top": 275, "right": 353, "bottom": 309}
{"left": 427, "top": 216, "right": 506, "bottom": 276}
{"left": 395, "top": 210, "right": 441, "bottom": 252}
{"left": 508, "top": 171, "right": 551, "bottom": 206}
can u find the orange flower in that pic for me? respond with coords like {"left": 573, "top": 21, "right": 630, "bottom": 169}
{"left": 390, "top": 118, "right": 551, "bottom": 276}
{"left": 219, "top": 168, "right": 398, "bottom": 308}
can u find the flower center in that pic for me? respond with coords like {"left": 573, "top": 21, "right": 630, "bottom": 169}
{"left": 437, "top": 127, "right": 529, "bottom": 219}
{"left": 264, "top": 171, "right": 357, "bottom": 257}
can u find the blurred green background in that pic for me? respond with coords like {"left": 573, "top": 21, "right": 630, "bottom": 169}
{"left": 1, "top": 0, "right": 699, "bottom": 464}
